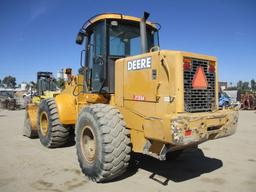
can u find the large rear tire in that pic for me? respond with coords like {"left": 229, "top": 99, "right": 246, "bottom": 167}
{"left": 75, "top": 104, "right": 131, "bottom": 182}
{"left": 37, "top": 98, "right": 70, "bottom": 148}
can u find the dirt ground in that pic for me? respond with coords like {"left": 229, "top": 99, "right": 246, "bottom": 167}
{"left": 0, "top": 110, "right": 255, "bottom": 192}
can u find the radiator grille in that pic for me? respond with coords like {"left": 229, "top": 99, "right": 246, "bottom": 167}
{"left": 184, "top": 57, "right": 216, "bottom": 112}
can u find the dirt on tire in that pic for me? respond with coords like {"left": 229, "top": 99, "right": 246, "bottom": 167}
{"left": 75, "top": 104, "right": 131, "bottom": 182}
{"left": 37, "top": 98, "right": 71, "bottom": 148}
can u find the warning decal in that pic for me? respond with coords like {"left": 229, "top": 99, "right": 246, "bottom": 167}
{"left": 192, "top": 66, "right": 208, "bottom": 89}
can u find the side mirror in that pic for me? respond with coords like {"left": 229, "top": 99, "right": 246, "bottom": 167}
{"left": 76, "top": 32, "right": 84, "bottom": 45}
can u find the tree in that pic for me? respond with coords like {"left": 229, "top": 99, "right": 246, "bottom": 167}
{"left": 251, "top": 79, "right": 256, "bottom": 91}
{"left": 242, "top": 81, "right": 249, "bottom": 90}
{"left": 25, "top": 84, "right": 30, "bottom": 90}
{"left": 2, "top": 75, "right": 16, "bottom": 88}
{"left": 0, "top": 79, "right": 2, "bottom": 87}
{"left": 237, "top": 80, "right": 243, "bottom": 89}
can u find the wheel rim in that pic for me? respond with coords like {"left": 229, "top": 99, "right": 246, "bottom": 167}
{"left": 80, "top": 126, "right": 96, "bottom": 164}
{"left": 40, "top": 112, "right": 49, "bottom": 136}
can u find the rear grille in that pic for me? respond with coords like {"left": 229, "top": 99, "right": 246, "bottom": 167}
{"left": 184, "top": 57, "right": 216, "bottom": 112}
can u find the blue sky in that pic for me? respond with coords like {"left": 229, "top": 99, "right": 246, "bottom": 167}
{"left": 0, "top": 0, "right": 255, "bottom": 84}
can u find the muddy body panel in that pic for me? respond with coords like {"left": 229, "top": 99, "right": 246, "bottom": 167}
{"left": 170, "top": 109, "right": 238, "bottom": 146}
{"left": 114, "top": 50, "right": 238, "bottom": 158}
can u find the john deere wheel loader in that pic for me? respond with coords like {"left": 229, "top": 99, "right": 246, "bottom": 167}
{"left": 25, "top": 12, "right": 239, "bottom": 182}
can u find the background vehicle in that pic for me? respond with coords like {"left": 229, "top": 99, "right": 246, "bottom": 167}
{"left": 23, "top": 72, "right": 59, "bottom": 138}
{"left": 240, "top": 92, "right": 256, "bottom": 110}
{"left": 24, "top": 12, "right": 239, "bottom": 182}
{"left": 0, "top": 90, "right": 16, "bottom": 110}
{"left": 219, "top": 92, "right": 231, "bottom": 107}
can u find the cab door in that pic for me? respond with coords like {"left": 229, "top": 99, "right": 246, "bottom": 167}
{"left": 85, "top": 22, "right": 106, "bottom": 93}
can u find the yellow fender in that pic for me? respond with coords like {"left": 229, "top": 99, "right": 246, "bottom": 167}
{"left": 26, "top": 103, "right": 38, "bottom": 131}
{"left": 55, "top": 93, "right": 77, "bottom": 125}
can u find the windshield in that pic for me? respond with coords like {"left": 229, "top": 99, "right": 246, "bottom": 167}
{"left": 109, "top": 21, "right": 158, "bottom": 57}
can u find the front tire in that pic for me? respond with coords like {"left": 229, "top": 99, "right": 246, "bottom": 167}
{"left": 75, "top": 104, "right": 131, "bottom": 182}
{"left": 37, "top": 98, "right": 70, "bottom": 148}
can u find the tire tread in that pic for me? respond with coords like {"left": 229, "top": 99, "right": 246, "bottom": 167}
{"left": 76, "top": 104, "right": 131, "bottom": 182}
{"left": 38, "top": 98, "right": 70, "bottom": 148}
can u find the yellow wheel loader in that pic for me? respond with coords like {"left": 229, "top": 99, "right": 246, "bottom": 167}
{"left": 23, "top": 72, "right": 60, "bottom": 139}
{"left": 25, "top": 12, "right": 239, "bottom": 182}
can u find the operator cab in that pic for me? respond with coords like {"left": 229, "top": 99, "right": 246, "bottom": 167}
{"left": 37, "top": 72, "right": 57, "bottom": 96}
{"left": 76, "top": 13, "right": 159, "bottom": 93}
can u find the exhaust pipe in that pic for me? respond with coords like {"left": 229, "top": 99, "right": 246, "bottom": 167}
{"left": 140, "top": 12, "right": 150, "bottom": 54}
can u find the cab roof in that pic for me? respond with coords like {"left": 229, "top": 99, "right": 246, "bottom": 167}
{"left": 81, "top": 13, "right": 157, "bottom": 32}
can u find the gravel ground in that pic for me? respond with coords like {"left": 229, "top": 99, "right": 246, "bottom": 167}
{"left": 0, "top": 109, "right": 255, "bottom": 192}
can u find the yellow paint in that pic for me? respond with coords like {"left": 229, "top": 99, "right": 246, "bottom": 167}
{"left": 26, "top": 89, "right": 60, "bottom": 131}
{"left": 129, "top": 129, "right": 147, "bottom": 153}
{"left": 54, "top": 74, "right": 108, "bottom": 125}
{"left": 40, "top": 111, "right": 49, "bottom": 136}
{"left": 55, "top": 93, "right": 77, "bottom": 125}
{"left": 44, "top": 49, "right": 236, "bottom": 156}
{"left": 27, "top": 104, "right": 38, "bottom": 131}
{"left": 113, "top": 50, "right": 235, "bottom": 154}
{"left": 85, "top": 13, "right": 156, "bottom": 30}
{"left": 26, "top": 14, "right": 238, "bottom": 158}
{"left": 32, "top": 91, "right": 60, "bottom": 104}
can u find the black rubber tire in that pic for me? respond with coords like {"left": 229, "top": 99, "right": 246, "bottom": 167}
{"left": 75, "top": 104, "right": 131, "bottom": 183}
{"left": 37, "top": 98, "right": 70, "bottom": 148}
{"left": 23, "top": 111, "right": 38, "bottom": 138}
{"left": 165, "top": 149, "right": 184, "bottom": 161}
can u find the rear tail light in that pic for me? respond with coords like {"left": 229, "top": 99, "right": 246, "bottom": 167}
{"left": 183, "top": 58, "right": 192, "bottom": 71}
{"left": 185, "top": 130, "right": 192, "bottom": 136}
{"left": 208, "top": 61, "right": 215, "bottom": 73}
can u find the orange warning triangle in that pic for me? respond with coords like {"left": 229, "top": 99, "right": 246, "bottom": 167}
{"left": 192, "top": 66, "right": 208, "bottom": 89}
